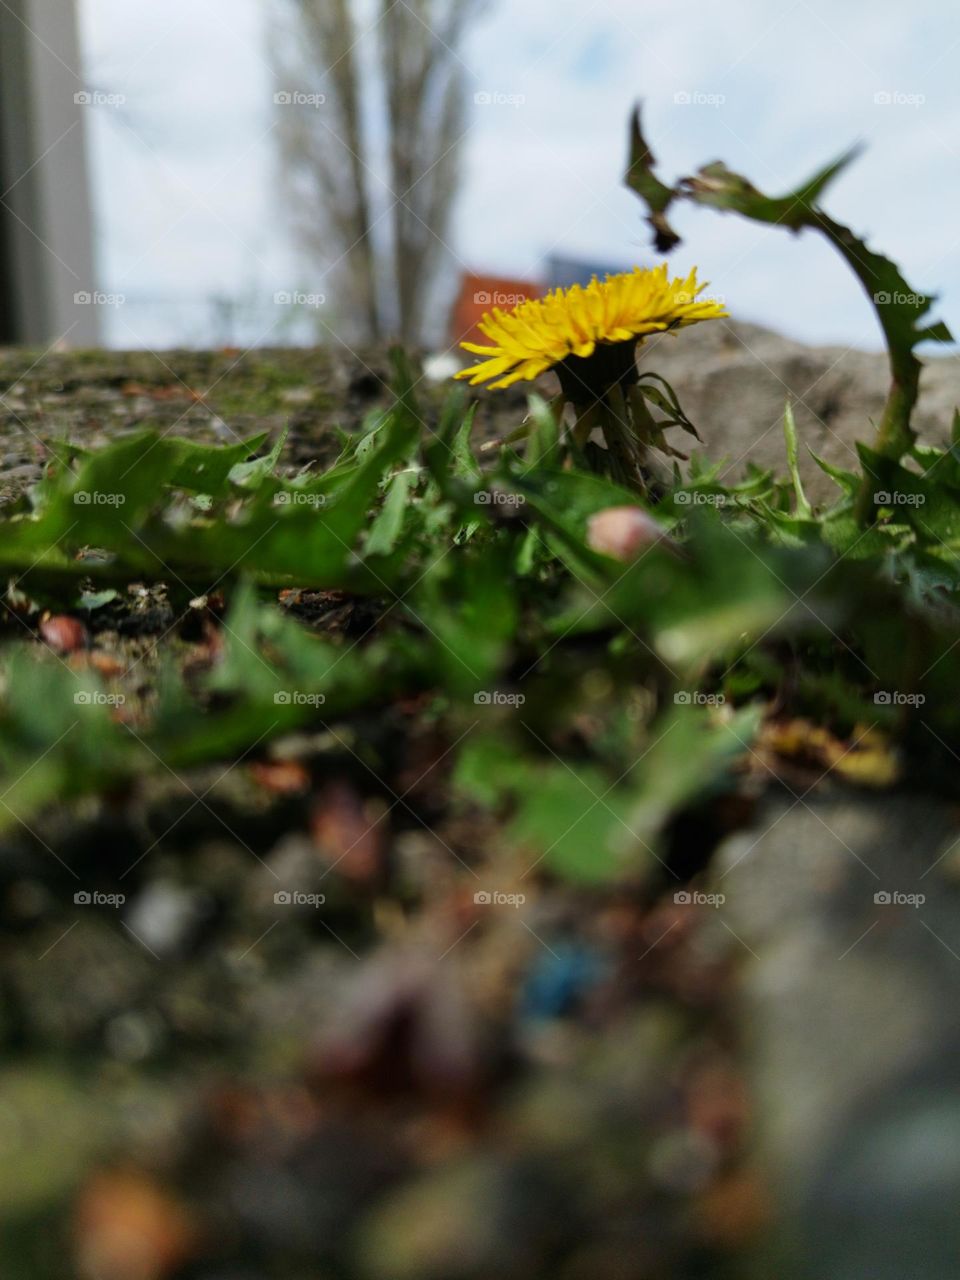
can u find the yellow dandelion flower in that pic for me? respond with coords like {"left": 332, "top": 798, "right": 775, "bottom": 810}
{"left": 455, "top": 264, "right": 726, "bottom": 392}
{"left": 453, "top": 264, "right": 726, "bottom": 493}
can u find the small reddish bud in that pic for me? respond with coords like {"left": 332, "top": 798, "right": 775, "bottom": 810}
{"left": 586, "top": 506, "right": 675, "bottom": 562}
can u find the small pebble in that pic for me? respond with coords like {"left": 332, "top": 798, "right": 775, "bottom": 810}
{"left": 39, "top": 613, "right": 88, "bottom": 653}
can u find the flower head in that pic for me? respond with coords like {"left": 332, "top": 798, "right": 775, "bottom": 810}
{"left": 455, "top": 264, "right": 726, "bottom": 391}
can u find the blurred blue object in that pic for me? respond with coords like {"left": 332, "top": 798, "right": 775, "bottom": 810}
{"left": 520, "top": 942, "right": 607, "bottom": 1021}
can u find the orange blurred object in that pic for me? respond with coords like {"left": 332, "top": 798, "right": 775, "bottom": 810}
{"left": 310, "top": 779, "right": 387, "bottom": 888}
{"left": 450, "top": 272, "right": 541, "bottom": 347}
{"left": 250, "top": 759, "right": 311, "bottom": 795}
{"left": 74, "top": 1170, "right": 196, "bottom": 1280}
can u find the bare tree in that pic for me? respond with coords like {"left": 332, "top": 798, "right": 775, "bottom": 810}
{"left": 272, "top": 0, "right": 485, "bottom": 346}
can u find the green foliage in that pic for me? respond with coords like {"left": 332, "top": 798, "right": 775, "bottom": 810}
{"left": 0, "top": 401, "right": 420, "bottom": 594}
{"left": 625, "top": 106, "right": 953, "bottom": 480}
{"left": 2, "top": 334, "right": 960, "bottom": 879}
{"left": 455, "top": 705, "right": 760, "bottom": 882}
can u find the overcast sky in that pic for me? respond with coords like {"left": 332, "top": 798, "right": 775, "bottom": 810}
{"left": 78, "top": 0, "right": 960, "bottom": 352}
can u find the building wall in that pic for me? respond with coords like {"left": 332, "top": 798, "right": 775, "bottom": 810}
{"left": 0, "top": 0, "right": 98, "bottom": 345}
